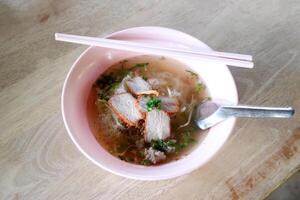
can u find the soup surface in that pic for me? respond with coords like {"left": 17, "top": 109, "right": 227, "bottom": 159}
{"left": 87, "top": 55, "right": 210, "bottom": 165}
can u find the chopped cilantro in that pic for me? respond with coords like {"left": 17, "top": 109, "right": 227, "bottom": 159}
{"left": 116, "top": 143, "right": 129, "bottom": 153}
{"left": 175, "top": 131, "right": 195, "bottom": 152}
{"left": 138, "top": 150, "right": 145, "bottom": 158}
{"left": 186, "top": 126, "right": 197, "bottom": 132}
{"left": 110, "top": 81, "right": 121, "bottom": 90}
{"left": 131, "top": 63, "right": 149, "bottom": 71}
{"left": 151, "top": 139, "right": 176, "bottom": 152}
{"left": 141, "top": 159, "right": 152, "bottom": 166}
{"left": 182, "top": 131, "right": 195, "bottom": 145}
{"left": 118, "top": 62, "right": 149, "bottom": 78}
{"left": 118, "top": 155, "right": 133, "bottom": 162}
{"left": 142, "top": 75, "right": 148, "bottom": 80}
{"left": 96, "top": 74, "right": 116, "bottom": 89}
{"left": 195, "top": 83, "right": 205, "bottom": 92}
{"left": 120, "top": 68, "right": 131, "bottom": 77}
{"left": 98, "top": 93, "right": 110, "bottom": 102}
{"left": 201, "top": 96, "right": 212, "bottom": 104}
{"left": 185, "top": 70, "right": 198, "bottom": 78}
{"left": 133, "top": 62, "right": 149, "bottom": 68}
{"left": 95, "top": 74, "right": 122, "bottom": 102}
{"left": 146, "top": 96, "right": 161, "bottom": 111}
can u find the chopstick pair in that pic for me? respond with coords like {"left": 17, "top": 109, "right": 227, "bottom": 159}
{"left": 55, "top": 33, "right": 253, "bottom": 68}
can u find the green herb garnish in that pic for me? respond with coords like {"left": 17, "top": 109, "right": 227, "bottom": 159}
{"left": 116, "top": 143, "right": 129, "bottom": 153}
{"left": 133, "top": 62, "right": 149, "bottom": 69}
{"left": 120, "top": 68, "right": 131, "bottom": 77}
{"left": 174, "top": 131, "right": 195, "bottom": 152}
{"left": 95, "top": 74, "right": 122, "bottom": 102}
{"left": 118, "top": 155, "right": 133, "bottom": 162}
{"left": 151, "top": 139, "right": 176, "bottom": 152}
{"left": 179, "top": 131, "right": 195, "bottom": 150}
{"left": 146, "top": 96, "right": 162, "bottom": 111}
{"left": 185, "top": 70, "right": 198, "bottom": 78}
{"left": 142, "top": 75, "right": 148, "bottom": 80}
{"left": 118, "top": 62, "right": 149, "bottom": 78}
{"left": 195, "top": 83, "right": 205, "bottom": 92}
{"left": 96, "top": 74, "right": 116, "bottom": 89}
{"left": 182, "top": 131, "right": 195, "bottom": 145}
{"left": 138, "top": 150, "right": 145, "bottom": 158}
{"left": 141, "top": 159, "right": 152, "bottom": 166}
{"left": 110, "top": 81, "right": 121, "bottom": 90}
{"left": 98, "top": 93, "right": 110, "bottom": 102}
{"left": 130, "top": 63, "right": 149, "bottom": 71}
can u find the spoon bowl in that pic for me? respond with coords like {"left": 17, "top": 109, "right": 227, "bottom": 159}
{"left": 194, "top": 101, "right": 295, "bottom": 130}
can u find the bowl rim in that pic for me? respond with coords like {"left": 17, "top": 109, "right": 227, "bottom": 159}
{"left": 61, "top": 26, "right": 238, "bottom": 180}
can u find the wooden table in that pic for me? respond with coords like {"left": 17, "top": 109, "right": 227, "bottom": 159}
{"left": 1, "top": 0, "right": 299, "bottom": 199}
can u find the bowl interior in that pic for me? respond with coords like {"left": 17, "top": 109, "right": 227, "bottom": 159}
{"left": 62, "top": 27, "right": 238, "bottom": 180}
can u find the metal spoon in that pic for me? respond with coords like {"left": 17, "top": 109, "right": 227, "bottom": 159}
{"left": 194, "top": 101, "right": 295, "bottom": 130}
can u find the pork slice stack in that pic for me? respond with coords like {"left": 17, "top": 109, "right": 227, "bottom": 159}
{"left": 136, "top": 96, "right": 179, "bottom": 115}
{"left": 108, "top": 93, "right": 143, "bottom": 126}
{"left": 135, "top": 95, "right": 149, "bottom": 114}
{"left": 108, "top": 75, "right": 179, "bottom": 143}
{"left": 159, "top": 96, "right": 180, "bottom": 114}
{"left": 144, "top": 109, "right": 171, "bottom": 142}
{"left": 114, "top": 75, "right": 131, "bottom": 95}
{"left": 125, "top": 76, "right": 158, "bottom": 96}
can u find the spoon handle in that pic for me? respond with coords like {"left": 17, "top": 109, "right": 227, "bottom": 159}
{"left": 220, "top": 105, "right": 295, "bottom": 118}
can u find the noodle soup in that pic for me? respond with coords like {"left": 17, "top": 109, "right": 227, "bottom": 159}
{"left": 87, "top": 55, "right": 210, "bottom": 165}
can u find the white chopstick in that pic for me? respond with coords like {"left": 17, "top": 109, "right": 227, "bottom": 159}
{"left": 55, "top": 33, "right": 253, "bottom": 68}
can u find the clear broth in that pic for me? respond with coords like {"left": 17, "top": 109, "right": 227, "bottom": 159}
{"left": 87, "top": 55, "right": 210, "bottom": 165}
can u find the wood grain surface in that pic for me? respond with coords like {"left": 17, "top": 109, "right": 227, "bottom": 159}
{"left": 1, "top": 0, "right": 300, "bottom": 199}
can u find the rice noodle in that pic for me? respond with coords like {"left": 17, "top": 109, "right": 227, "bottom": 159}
{"left": 138, "top": 90, "right": 159, "bottom": 96}
{"left": 117, "top": 145, "right": 134, "bottom": 156}
{"left": 156, "top": 72, "right": 187, "bottom": 101}
{"left": 177, "top": 95, "right": 196, "bottom": 129}
{"left": 180, "top": 106, "right": 187, "bottom": 112}
{"left": 167, "top": 87, "right": 181, "bottom": 97}
{"left": 167, "top": 87, "right": 172, "bottom": 97}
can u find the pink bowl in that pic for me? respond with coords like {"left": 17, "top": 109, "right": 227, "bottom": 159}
{"left": 61, "top": 27, "right": 238, "bottom": 180}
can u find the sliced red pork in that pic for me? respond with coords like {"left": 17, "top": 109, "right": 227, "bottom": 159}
{"left": 126, "top": 76, "right": 158, "bottom": 96}
{"left": 136, "top": 96, "right": 179, "bottom": 115}
{"left": 108, "top": 93, "right": 143, "bottom": 126}
{"left": 147, "top": 78, "right": 166, "bottom": 89}
{"left": 144, "top": 109, "right": 170, "bottom": 142}
{"left": 114, "top": 75, "right": 131, "bottom": 95}
{"left": 136, "top": 95, "right": 149, "bottom": 114}
{"left": 159, "top": 96, "right": 179, "bottom": 114}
